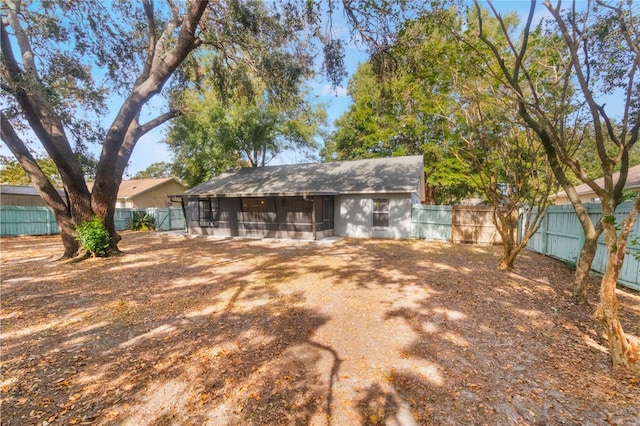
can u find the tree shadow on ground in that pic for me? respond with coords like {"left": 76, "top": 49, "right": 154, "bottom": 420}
{"left": 1, "top": 233, "right": 639, "bottom": 425}
{"left": 1, "top": 234, "right": 346, "bottom": 425}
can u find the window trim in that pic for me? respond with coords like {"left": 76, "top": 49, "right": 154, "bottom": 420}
{"left": 372, "top": 198, "right": 389, "bottom": 228}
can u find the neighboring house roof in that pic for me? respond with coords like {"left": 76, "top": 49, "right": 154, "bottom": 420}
{"left": 182, "top": 156, "right": 425, "bottom": 198}
{"left": 554, "top": 164, "right": 640, "bottom": 198}
{"left": 0, "top": 184, "right": 65, "bottom": 197}
{"left": 87, "top": 178, "right": 186, "bottom": 199}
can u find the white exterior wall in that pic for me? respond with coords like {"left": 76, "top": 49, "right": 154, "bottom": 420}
{"left": 335, "top": 193, "right": 415, "bottom": 239}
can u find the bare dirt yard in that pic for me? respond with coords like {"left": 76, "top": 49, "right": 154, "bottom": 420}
{"left": 1, "top": 232, "right": 639, "bottom": 426}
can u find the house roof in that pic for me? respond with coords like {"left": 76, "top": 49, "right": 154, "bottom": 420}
{"left": 182, "top": 156, "right": 425, "bottom": 198}
{"left": 88, "top": 178, "right": 187, "bottom": 199}
{"left": 0, "top": 184, "right": 65, "bottom": 197}
{"left": 555, "top": 164, "right": 640, "bottom": 198}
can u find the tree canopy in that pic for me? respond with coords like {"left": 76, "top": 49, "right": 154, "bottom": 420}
{"left": 323, "top": 50, "right": 479, "bottom": 204}
{"left": 1, "top": 156, "right": 62, "bottom": 187}
{"left": 166, "top": 74, "right": 326, "bottom": 187}
{"left": 132, "top": 162, "right": 175, "bottom": 180}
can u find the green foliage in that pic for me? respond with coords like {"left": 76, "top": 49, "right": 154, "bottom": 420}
{"left": 132, "top": 162, "right": 175, "bottom": 180}
{"left": 0, "top": 156, "right": 63, "bottom": 187}
{"left": 0, "top": 153, "right": 98, "bottom": 187}
{"left": 629, "top": 237, "right": 640, "bottom": 261}
{"left": 166, "top": 67, "right": 325, "bottom": 187}
{"left": 127, "top": 211, "right": 156, "bottom": 231}
{"left": 324, "top": 12, "right": 482, "bottom": 204}
{"left": 76, "top": 217, "right": 110, "bottom": 257}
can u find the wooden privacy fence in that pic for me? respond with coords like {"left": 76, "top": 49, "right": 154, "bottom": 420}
{"left": 411, "top": 205, "right": 508, "bottom": 245}
{"left": 0, "top": 205, "right": 59, "bottom": 236}
{"left": 523, "top": 201, "right": 639, "bottom": 291}
{"left": 411, "top": 202, "right": 639, "bottom": 290}
{"left": 0, "top": 206, "right": 185, "bottom": 237}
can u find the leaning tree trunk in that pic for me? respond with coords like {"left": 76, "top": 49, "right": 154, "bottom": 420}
{"left": 595, "top": 196, "right": 640, "bottom": 375}
{"left": 493, "top": 207, "right": 519, "bottom": 270}
{"left": 573, "top": 224, "right": 603, "bottom": 304}
{"left": 497, "top": 227, "right": 517, "bottom": 270}
{"left": 596, "top": 246, "right": 640, "bottom": 374}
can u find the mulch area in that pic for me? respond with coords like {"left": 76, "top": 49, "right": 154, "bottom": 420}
{"left": 1, "top": 231, "right": 639, "bottom": 425}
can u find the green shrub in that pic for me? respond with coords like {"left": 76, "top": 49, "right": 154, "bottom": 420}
{"left": 76, "top": 217, "right": 110, "bottom": 257}
{"left": 128, "top": 211, "right": 156, "bottom": 231}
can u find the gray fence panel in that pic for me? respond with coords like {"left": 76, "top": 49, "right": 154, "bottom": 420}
{"left": 524, "top": 202, "right": 638, "bottom": 291}
{"left": 0, "top": 206, "right": 59, "bottom": 236}
{"left": 149, "top": 208, "right": 168, "bottom": 230}
{"left": 411, "top": 205, "right": 452, "bottom": 241}
{"left": 1, "top": 206, "right": 185, "bottom": 236}
{"left": 114, "top": 208, "right": 137, "bottom": 231}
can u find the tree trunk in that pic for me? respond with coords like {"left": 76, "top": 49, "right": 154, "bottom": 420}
{"left": 494, "top": 207, "right": 519, "bottom": 270}
{"left": 498, "top": 241, "right": 518, "bottom": 270}
{"left": 595, "top": 246, "right": 640, "bottom": 374}
{"left": 595, "top": 196, "right": 640, "bottom": 375}
{"left": 573, "top": 225, "right": 603, "bottom": 305}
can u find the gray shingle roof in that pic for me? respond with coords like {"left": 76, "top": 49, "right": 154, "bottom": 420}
{"left": 87, "top": 178, "right": 187, "bottom": 198}
{"left": 183, "top": 156, "right": 424, "bottom": 198}
{"left": 0, "top": 184, "right": 65, "bottom": 197}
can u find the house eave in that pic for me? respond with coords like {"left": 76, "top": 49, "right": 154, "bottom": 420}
{"left": 174, "top": 191, "right": 340, "bottom": 199}
{"left": 174, "top": 189, "right": 421, "bottom": 199}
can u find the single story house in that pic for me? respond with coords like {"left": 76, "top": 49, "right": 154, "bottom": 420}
{"left": 175, "top": 156, "right": 425, "bottom": 240}
{"left": 553, "top": 164, "right": 640, "bottom": 205}
{"left": 88, "top": 178, "right": 188, "bottom": 209}
{"left": 0, "top": 184, "right": 66, "bottom": 206}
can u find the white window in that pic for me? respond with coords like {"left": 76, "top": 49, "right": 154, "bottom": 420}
{"left": 372, "top": 199, "right": 389, "bottom": 227}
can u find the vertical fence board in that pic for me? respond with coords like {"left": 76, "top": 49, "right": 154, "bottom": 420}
{"left": 451, "top": 206, "right": 503, "bottom": 245}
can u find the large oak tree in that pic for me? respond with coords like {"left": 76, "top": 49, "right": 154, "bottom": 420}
{"left": 1, "top": 0, "right": 343, "bottom": 257}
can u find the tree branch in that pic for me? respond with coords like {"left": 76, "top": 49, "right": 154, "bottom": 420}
{"left": 137, "top": 0, "right": 157, "bottom": 84}
{"left": 1, "top": 113, "right": 69, "bottom": 213}
{"left": 544, "top": 0, "right": 613, "bottom": 173}
{"left": 1, "top": 20, "right": 91, "bottom": 203}
{"left": 138, "top": 110, "right": 180, "bottom": 137}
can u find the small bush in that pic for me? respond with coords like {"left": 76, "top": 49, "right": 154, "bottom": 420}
{"left": 76, "top": 217, "right": 110, "bottom": 257}
{"left": 128, "top": 211, "right": 156, "bottom": 231}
